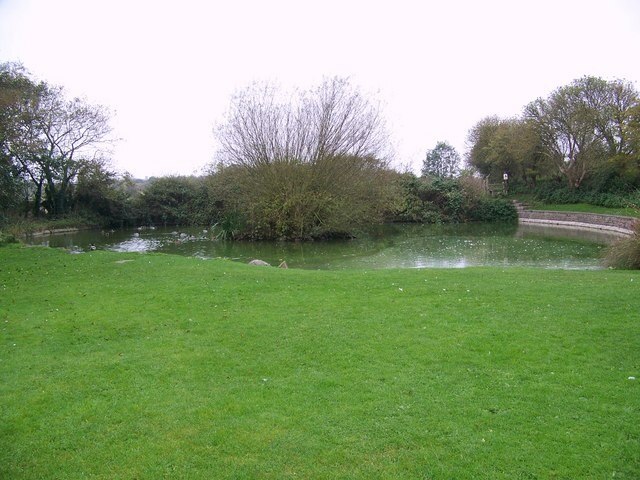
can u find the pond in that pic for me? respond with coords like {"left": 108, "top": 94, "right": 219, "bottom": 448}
{"left": 24, "top": 223, "right": 618, "bottom": 270}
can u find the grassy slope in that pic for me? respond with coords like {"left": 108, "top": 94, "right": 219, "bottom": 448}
{"left": 526, "top": 202, "right": 640, "bottom": 218}
{"left": 1, "top": 245, "right": 639, "bottom": 479}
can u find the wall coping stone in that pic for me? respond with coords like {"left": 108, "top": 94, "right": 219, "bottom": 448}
{"left": 517, "top": 209, "right": 638, "bottom": 237}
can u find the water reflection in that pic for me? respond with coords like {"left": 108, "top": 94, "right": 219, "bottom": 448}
{"left": 23, "top": 223, "right": 614, "bottom": 270}
{"left": 109, "top": 237, "right": 162, "bottom": 253}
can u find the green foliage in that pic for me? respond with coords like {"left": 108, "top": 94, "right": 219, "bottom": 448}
{"left": 604, "top": 223, "right": 640, "bottom": 269}
{"left": 73, "top": 161, "right": 137, "bottom": 227}
{"left": 211, "top": 211, "right": 245, "bottom": 240}
{"left": 1, "top": 62, "right": 114, "bottom": 219}
{"left": 0, "top": 63, "right": 34, "bottom": 215}
{"left": 468, "top": 198, "right": 519, "bottom": 222}
{"left": 466, "top": 116, "right": 552, "bottom": 186}
{"left": 524, "top": 76, "right": 638, "bottom": 189}
{"left": 533, "top": 179, "right": 640, "bottom": 209}
{"left": 422, "top": 141, "right": 460, "bottom": 178}
{"left": 392, "top": 173, "right": 438, "bottom": 222}
{"left": 134, "top": 176, "right": 215, "bottom": 227}
{"left": 0, "top": 231, "right": 18, "bottom": 245}
{"left": 393, "top": 173, "right": 517, "bottom": 223}
{"left": 207, "top": 157, "right": 395, "bottom": 240}
{"left": 469, "top": 76, "right": 640, "bottom": 203}
{"left": 211, "top": 78, "right": 396, "bottom": 240}
{"left": 0, "top": 158, "right": 24, "bottom": 214}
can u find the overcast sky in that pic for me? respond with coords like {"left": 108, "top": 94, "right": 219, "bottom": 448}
{"left": 1, "top": 0, "right": 639, "bottom": 178}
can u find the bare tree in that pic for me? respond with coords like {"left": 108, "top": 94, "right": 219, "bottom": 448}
{"left": 212, "top": 77, "right": 393, "bottom": 240}
{"left": 307, "top": 77, "right": 388, "bottom": 162}
{"left": 215, "top": 77, "right": 389, "bottom": 168}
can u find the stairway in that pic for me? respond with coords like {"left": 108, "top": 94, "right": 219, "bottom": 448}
{"left": 512, "top": 200, "right": 530, "bottom": 213}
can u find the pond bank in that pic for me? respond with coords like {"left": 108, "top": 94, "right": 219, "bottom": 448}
{"left": 28, "top": 227, "right": 82, "bottom": 237}
{"left": 515, "top": 202, "right": 638, "bottom": 237}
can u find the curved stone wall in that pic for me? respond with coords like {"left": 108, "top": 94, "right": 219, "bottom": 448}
{"left": 518, "top": 209, "right": 638, "bottom": 237}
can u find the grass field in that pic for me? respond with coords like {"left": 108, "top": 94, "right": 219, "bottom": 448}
{"left": 526, "top": 202, "right": 640, "bottom": 218}
{"left": 1, "top": 245, "right": 639, "bottom": 479}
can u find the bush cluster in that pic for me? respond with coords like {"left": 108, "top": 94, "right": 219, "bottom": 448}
{"left": 0, "top": 232, "right": 18, "bottom": 246}
{"left": 16, "top": 168, "right": 514, "bottom": 240}
{"left": 533, "top": 180, "right": 640, "bottom": 208}
{"left": 204, "top": 158, "right": 397, "bottom": 240}
{"left": 133, "top": 176, "right": 216, "bottom": 227}
{"left": 393, "top": 174, "right": 517, "bottom": 224}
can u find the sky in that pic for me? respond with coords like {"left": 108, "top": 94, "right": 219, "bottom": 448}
{"left": 1, "top": 0, "right": 639, "bottom": 178}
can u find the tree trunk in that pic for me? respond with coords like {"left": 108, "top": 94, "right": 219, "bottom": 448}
{"left": 32, "top": 179, "right": 43, "bottom": 217}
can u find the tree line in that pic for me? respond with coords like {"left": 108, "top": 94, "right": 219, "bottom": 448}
{"left": 466, "top": 76, "right": 640, "bottom": 206}
{"left": 1, "top": 65, "right": 517, "bottom": 240}
{"left": 0, "top": 63, "right": 114, "bottom": 219}
{"left": 10, "top": 63, "right": 639, "bottom": 240}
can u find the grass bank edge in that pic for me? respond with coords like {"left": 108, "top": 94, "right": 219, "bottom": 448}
{"left": 525, "top": 201, "right": 640, "bottom": 218}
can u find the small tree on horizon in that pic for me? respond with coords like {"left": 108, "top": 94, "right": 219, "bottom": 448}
{"left": 422, "top": 141, "right": 460, "bottom": 178}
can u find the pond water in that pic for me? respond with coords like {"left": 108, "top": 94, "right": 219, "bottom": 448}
{"left": 24, "top": 223, "right": 618, "bottom": 270}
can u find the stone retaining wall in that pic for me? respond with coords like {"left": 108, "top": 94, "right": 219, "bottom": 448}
{"left": 518, "top": 209, "right": 638, "bottom": 236}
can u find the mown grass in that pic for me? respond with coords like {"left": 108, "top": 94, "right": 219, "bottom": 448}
{"left": 527, "top": 202, "right": 640, "bottom": 218}
{"left": 1, "top": 245, "right": 639, "bottom": 479}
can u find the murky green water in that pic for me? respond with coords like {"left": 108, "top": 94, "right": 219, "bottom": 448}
{"left": 24, "top": 223, "right": 617, "bottom": 270}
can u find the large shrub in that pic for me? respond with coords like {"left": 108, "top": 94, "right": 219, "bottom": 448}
{"left": 392, "top": 173, "right": 441, "bottom": 223}
{"left": 604, "top": 222, "right": 640, "bottom": 269}
{"left": 467, "top": 198, "right": 518, "bottom": 222}
{"left": 534, "top": 179, "right": 640, "bottom": 208}
{"left": 209, "top": 157, "right": 395, "bottom": 240}
{"left": 213, "top": 77, "right": 393, "bottom": 240}
{"left": 73, "top": 162, "right": 137, "bottom": 228}
{"left": 392, "top": 173, "right": 517, "bottom": 224}
{"left": 135, "top": 176, "right": 214, "bottom": 227}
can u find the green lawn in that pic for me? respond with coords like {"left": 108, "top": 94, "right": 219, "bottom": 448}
{"left": 526, "top": 202, "right": 640, "bottom": 218}
{"left": 1, "top": 245, "right": 639, "bottom": 479}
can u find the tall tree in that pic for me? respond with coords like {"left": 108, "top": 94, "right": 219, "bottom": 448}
{"left": 422, "top": 141, "right": 460, "bottom": 178}
{"left": 576, "top": 76, "right": 638, "bottom": 156}
{"left": 216, "top": 77, "right": 388, "bottom": 168}
{"left": 626, "top": 104, "right": 640, "bottom": 158}
{"left": 0, "top": 63, "right": 41, "bottom": 215}
{"left": 466, "top": 116, "right": 550, "bottom": 187}
{"left": 466, "top": 116, "right": 501, "bottom": 178}
{"left": 616, "top": 103, "right": 640, "bottom": 188}
{"left": 1, "top": 63, "right": 114, "bottom": 216}
{"left": 525, "top": 76, "right": 639, "bottom": 189}
{"left": 33, "top": 87, "right": 113, "bottom": 215}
